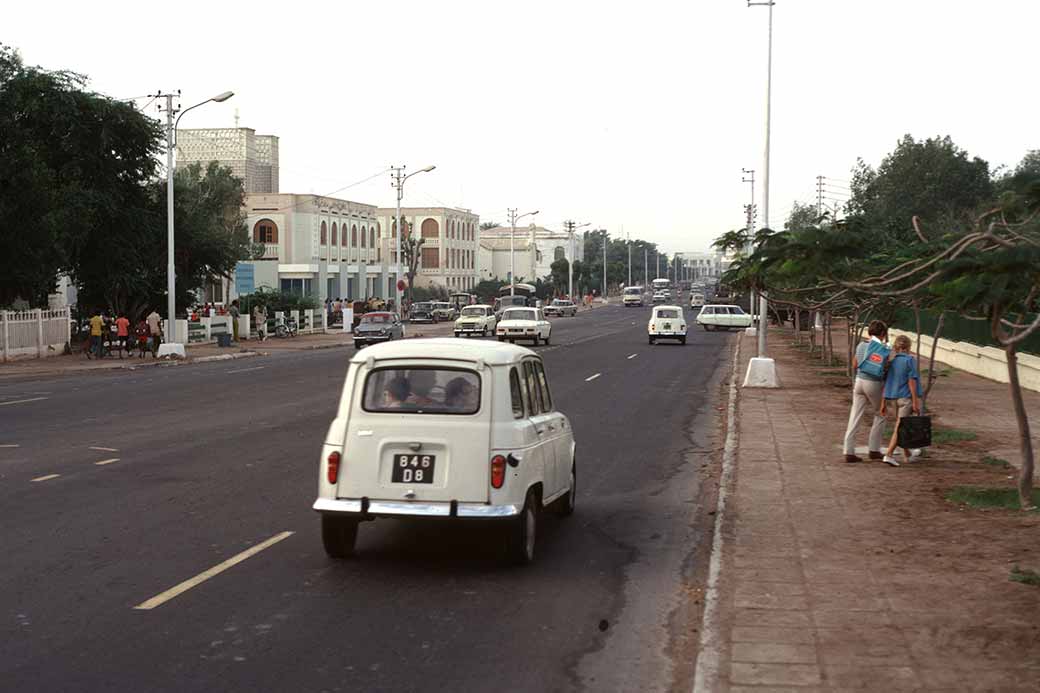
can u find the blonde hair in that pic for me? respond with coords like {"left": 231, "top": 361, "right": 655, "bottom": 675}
{"left": 893, "top": 335, "right": 912, "bottom": 352}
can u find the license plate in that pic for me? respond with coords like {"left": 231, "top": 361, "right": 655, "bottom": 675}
{"left": 663, "top": 323, "right": 671, "bottom": 329}
{"left": 392, "top": 454, "right": 436, "bottom": 484}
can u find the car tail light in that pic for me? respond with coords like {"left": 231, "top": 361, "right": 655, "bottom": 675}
{"left": 327, "top": 450, "right": 341, "bottom": 484}
{"left": 490, "top": 455, "right": 506, "bottom": 489}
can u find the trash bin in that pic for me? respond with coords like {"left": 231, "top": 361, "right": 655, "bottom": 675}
{"left": 216, "top": 333, "right": 232, "bottom": 348}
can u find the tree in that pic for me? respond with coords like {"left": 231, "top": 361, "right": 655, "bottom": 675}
{"left": 549, "top": 258, "right": 569, "bottom": 294}
{"left": 398, "top": 222, "right": 424, "bottom": 308}
{"left": 846, "top": 135, "right": 993, "bottom": 244}
{"left": 0, "top": 44, "right": 161, "bottom": 307}
{"left": 480, "top": 221, "right": 500, "bottom": 231}
{"left": 785, "top": 201, "right": 819, "bottom": 232}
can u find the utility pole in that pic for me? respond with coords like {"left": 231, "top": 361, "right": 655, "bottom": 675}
{"left": 162, "top": 93, "right": 177, "bottom": 343}
{"left": 816, "top": 174, "right": 824, "bottom": 218}
{"left": 564, "top": 220, "right": 575, "bottom": 298}
{"left": 602, "top": 231, "right": 607, "bottom": 298}
{"left": 644, "top": 247, "right": 648, "bottom": 287}
{"left": 742, "top": 168, "right": 757, "bottom": 330}
{"left": 627, "top": 232, "right": 631, "bottom": 287}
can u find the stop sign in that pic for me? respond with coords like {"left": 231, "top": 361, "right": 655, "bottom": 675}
{"left": 397, "top": 279, "right": 406, "bottom": 291}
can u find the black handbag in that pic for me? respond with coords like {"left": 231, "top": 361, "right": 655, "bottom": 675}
{"left": 897, "top": 415, "right": 932, "bottom": 449}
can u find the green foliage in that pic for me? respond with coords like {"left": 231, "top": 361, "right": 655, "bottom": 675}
{"left": 932, "top": 428, "right": 978, "bottom": 444}
{"left": 237, "top": 287, "right": 317, "bottom": 314}
{"left": 946, "top": 486, "right": 1040, "bottom": 510}
{"left": 1009, "top": 566, "right": 1040, "bottom": 586}
{"left": 785, "top": 201, "right": 820, "bottom": 232}
{"left": 473, "top": 279, "right": 507, "bottom": 303}
{"left": 550, "top": 258, "right": 569, "bottom": 294}
{"left": 982, "top": 456, "right": 1010, "bottom": 467}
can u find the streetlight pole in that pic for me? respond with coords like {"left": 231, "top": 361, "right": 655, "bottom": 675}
{"left": 507, "top": 208, "right": 539, "bottom": 296}
{"left": 745, "top": 0, "right": 779, "bottom": 388}
{"left": 644, "top": 247, "right": 648, "bottom": 287}
{"left": 627, "top": 233, "right": 631, "bottom": 287}
{"left": 157, "top": 89, "right": 234, "bottom": 348}
{"left": 602, "top": 231, "right": 607, "bottom": 298}
{"left": 391, "top": 165, "right": 436, "bottom": 314}
{"left": 565, "top": 221, "right": 589, "bottom": 299}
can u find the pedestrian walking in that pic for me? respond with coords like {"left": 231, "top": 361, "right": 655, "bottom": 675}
{"left": 115, "top": 312, "right": 131, "bottom": 358}
{"left": 880, "top": 335, "right": 923, "bottom": 467}
{"left": 88, "top": 309, "right": 105, "bottom": 358}
{"left": 842, "top": 320, "right": 890, "bottom": 463}
{"left": 253, "top": 304, "right": 268, "bottom": 342}
{"left": 134, "top": 318, "right": 150, "bottom": 357}
{"left": 146, "top": 308, "right": 162, "bottom": 356}
{"left": 229, "top": 299, "right": 241, "bottom": 341}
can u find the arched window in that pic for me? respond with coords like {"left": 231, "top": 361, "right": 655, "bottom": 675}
{"left": 421, "top": 218, "right": 439, "bottom": 239}
{"left": 331, "top": 223, "right": 338, "bottom": 247}
{"left": 253, "top": 219, "right": 278, "bottom": 243}
{"left": 370, "top": 227, "right": 376, "bottom": 249}
{"left": 554, "top": 246, "right": 566, "bottom": 262}
{"left": 320, "top": 221, "right": 328, "bottom": 245}
{"left": 352, "top": 225, "right": 358, "bottom": 247}
{"left": 361, "top": 226, "right": 367, "bottom": 248}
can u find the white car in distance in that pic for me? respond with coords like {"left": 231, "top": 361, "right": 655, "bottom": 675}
{"left": 697, "top": 304, "right": 753, "bottom": 331}
{"left": 497, "top": 307, "right": 552, "bottom": 346}
{"left": 689, "top": 293, "right": 705, "bottom": 309}
{"left": 648, "top": 305, "right": 687, "bottom": 345}
{"left": 454, "top": 304, "right": 497, "bottom": 338}
{"left": 623, "top": 286, "right": 645, "bottom": 307}
{"left": 313, "top": 339, "right": 576, "bottom": 564}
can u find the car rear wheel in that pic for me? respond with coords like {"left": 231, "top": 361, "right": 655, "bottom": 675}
{"left": 321, "top": 515, "right": 359, "bottom": 558}
{"left": 680, "top": 336, "right": 687, "bottom": 345}
{"left": 506, "top": 489, "right": 539, "bottom": 565}
{"left": 648, "top": 336, "right": 655, "bottom": 344}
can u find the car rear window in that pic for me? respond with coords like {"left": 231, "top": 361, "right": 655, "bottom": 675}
{"left": 657, "top": 309, "right": 679, "bottom": 319}
{"left": 362, "top": 367, "right": 481, "bottom": 414}
{"left": 503, "top": 309, "right": 537, "bottom": 321}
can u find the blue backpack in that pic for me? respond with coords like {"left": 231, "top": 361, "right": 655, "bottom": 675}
{"left": 858, "top": 340, "right": 890, "bottom": 379}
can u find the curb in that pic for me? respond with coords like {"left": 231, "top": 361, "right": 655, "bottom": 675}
{"left": 192, "top": 351, "right": 262, "bottom": 364}
{"left": 691, "top": 334, "right": 742, "bottom": 693}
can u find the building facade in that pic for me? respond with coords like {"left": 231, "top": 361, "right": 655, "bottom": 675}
{"left": 673, "top": 251, "right": 724, "bottom": 281}
{"left": 375, "top": 207, "right": 480, "bottom": 293}
{"left": 237, "top": 193, "right": 390, "bottom": 302}
{"left": 477, "top": 225, "right": 585, "bottom": 283}
{"left": 176, "top": 127, "right": 280, "bottom": 193}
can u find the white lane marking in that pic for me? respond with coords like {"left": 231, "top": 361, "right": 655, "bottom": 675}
{"left": 94, "top": 458, "right": 120, "bottom": 466}
{"left": 585, "top": 373, "right": 602, "bottom": 382}
{"left": 133, "top": 531, "right": 295, "bottom": 610}
{"left": 89, "top": 446, "right": 119, "bottom": 452}
{"left": 627, "top": 353, "right": 638, "bottom": 360}
{"left": 227, "top": 366, "right": 265, "bottom": 374}
{"left": 0, "top": 397, "right": 49, "bottom": 407}
{"left": 31, "top": 474, "right": 60, "bottom": 482}
{"left": 0, "top": 444, "right": 20, "bottom": 448}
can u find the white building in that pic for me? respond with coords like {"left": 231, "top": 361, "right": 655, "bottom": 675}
{"left": 477, "top": 225, "right": 585, "bottom": 283}
{"left": 236, "top": 193, "right": 391, "bottom": 301}
{"left": 176, "top": 127, "right": 279, "bottom": 194}
{"left": 375, "top": 207, "right": 480, "bottom": 293}
{"left": 673, "top": 251, "right": 724, "bottom": 282}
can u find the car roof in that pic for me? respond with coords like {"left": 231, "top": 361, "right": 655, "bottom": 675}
{"left": 349, "top": 338, "right": 536, "bottom": 366}
{"left": 462, "top": 304, "right": 492, "bottom": 309}
{"left": 362, "top": 312, "right": 394, "bottom": 318}
{"left": 653, "top": 304, "right": 683, "bottom": 311}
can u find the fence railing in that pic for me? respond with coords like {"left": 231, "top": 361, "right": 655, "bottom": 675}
{"left": 1, "top": 308, "right": 71, "bottom": 362}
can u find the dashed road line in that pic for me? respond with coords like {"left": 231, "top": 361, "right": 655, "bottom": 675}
{"left": 627, "top": 353, "right": 638, "bottom": 360}
{"left": 89, "top": 446, "right": 119, "bottom": 452}
{"left": 0, "top": 444, "right": 20, "bottom": 448}
{"left": 31, "top": 474, "right": 60, "bottom": 482}
{"left": 94, "top": 458, "right": 120, "bottom": 466}
{"left": 227, "top": 366, "right": 265, "bottom": 374}
{"left": 133, "top": 531, "right": 295, "bottom": 611}
{"left": 0, "top": 397, "right": 49, "bottom": 407}
{"left": 585, "top": 373, "right": 602, "bottom": 382}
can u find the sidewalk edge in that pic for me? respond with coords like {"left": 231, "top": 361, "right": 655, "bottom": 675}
{"left": 691, "top": 334, "right": 742, "bottom": 693}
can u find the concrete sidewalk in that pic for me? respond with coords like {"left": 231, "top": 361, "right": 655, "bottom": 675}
{"left": 701, "top": 330, "right": 1040, "bottom": 691}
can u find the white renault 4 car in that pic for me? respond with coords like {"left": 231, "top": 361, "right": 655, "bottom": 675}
{"left": 454, "top": 304, "right": 497, "bottom": 337}
{"left": 648, "top": 305, "right": 687, "bottom": 345}
{"left": 313, "top": 339, "right": 576, "bottom": 564}
{"left": 496, "top": 307, "right": 552, "bottom": 345}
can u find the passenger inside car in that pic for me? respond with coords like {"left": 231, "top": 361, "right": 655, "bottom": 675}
{"left": 445, "top": 376, "right": 479, "bottom": 412}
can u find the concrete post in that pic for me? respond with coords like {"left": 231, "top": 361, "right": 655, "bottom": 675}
{"left": 36, "top": 309, "right": 44, "bottom": 358}
{"left": 1, "top": 310, "right": 8, "bottom": 363}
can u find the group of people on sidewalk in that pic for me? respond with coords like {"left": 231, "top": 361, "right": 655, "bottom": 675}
{"left": 843, "top": 320, "right": 923, "bottom": 467}
{"left": 86, "top": 308, "right": 163, "bottom": 359}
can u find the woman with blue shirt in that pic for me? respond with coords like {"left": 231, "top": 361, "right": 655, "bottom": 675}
{"left": 879, "top": 335, "right": 923, "bottom": 466}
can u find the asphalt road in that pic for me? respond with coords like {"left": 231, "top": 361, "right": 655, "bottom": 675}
{"left": 0, "top": 304, "right": 733, "bottom": 693}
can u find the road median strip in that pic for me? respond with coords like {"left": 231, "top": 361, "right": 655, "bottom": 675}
{"left": 585, "top": 373, "right": 602, "bottom": 382}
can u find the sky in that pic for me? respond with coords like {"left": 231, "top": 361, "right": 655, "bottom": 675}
{"left": 7, "top": 1, "right": 1038, "bottom": 254}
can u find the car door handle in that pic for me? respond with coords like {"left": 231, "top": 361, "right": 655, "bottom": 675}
{"left": 536, "top": 428, "right": 545, "bottom": 435}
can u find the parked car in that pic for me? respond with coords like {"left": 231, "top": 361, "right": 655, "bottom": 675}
{"left": 409, "top": 302, "right": 436, "bottom": 323}
{"left": 544, "top": 299, "right": 577, "bottom": 317}
{"left": 313, "top": 338, "right": 577, "bottom": 564}
{"left": 648, "top": 305, "right": 687, "bottom": 345}
{"left": 454, "top": 305, "right": 497, "bottom": 337}
{"left": 696, "top": 304, "right": 753, "bottom": 331}
{"left": 496, "top": 307, "right": 552, "bottom": 346}
{"left": 431, "top": 302, "right": 459, "bottom": 322}
{"left": 353, "top": 312, "right": 405, "bottom": 348}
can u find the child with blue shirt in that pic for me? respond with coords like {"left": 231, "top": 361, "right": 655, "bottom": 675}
{"left": 879, "top": 335, "right": 922, "bottom": 466}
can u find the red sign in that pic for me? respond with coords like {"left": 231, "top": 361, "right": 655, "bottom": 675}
{"left": 397, "top": 280, "right": 406, "bottom": 291}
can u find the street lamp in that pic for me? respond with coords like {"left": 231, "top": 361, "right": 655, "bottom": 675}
{"left": 159, "top": 89, "right": 234, "bottom": 350}
{"left": 744, "top": 0, "right": 779, "bottom": 388}
{"left": 391, "top": 165, "right": 436, "bottom": 314}
{"left": 507, "top": 209, "right": 539, "bottom": 296}
{"left": 567, "top": 222, "right": 590, "bottom": 299}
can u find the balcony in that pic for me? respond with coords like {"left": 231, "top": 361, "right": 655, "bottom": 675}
{"left": 260, "top": 243, "right": 279, "bottom": 260}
